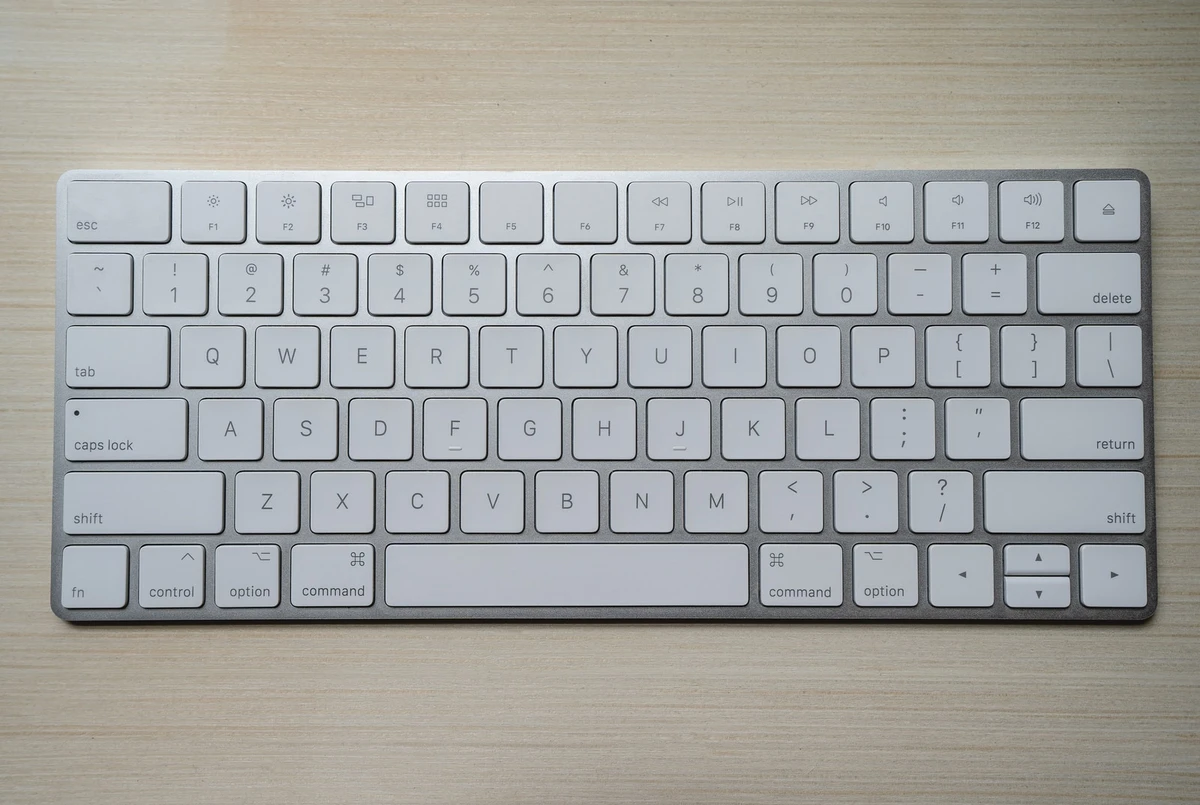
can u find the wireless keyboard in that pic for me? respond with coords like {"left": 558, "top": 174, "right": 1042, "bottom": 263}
{"left": 52, "top": 169, "right": 1155, "bottom": 622}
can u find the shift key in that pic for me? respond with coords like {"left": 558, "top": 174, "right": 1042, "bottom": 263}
{"left": 66, "top": 326, "right": 169, "bottom": 388}
{"left": 63, "top": 471, "right": 225, "bottom": 534}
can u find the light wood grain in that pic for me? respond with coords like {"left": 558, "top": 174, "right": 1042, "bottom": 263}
{"left": 2, "top": 1, "right": 1199, "bottom": 802}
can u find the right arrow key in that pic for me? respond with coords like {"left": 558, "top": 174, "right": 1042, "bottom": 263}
{"left": 1080, "top": 544, "right": 1148, "bottom": 608}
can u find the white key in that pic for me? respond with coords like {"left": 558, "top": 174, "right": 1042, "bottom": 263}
{"left": 945, "top": 398, "right": 1011, "bottom": 460}
{"left": 385, "top": 471, "right": 450, "bottom": 533}
{"left": 62, "top": 471, "right": 224, "bottom": 534}
{"left": 758, "top": 471, "right": 823, "bottom": 533}
{"left": 628, "top": 181, "right": 691, "bottom": 243}
{"left": 962, "top": 253, "right": 1027, "bottom": 314}
{"left": 1074, "top": 180, "right": 1141, "bottom": 242}
{"left": 887, "top": 253, "right": 952, "bottom": 314}
{"left": 1001, "top": 325, "right": 1065, "bottom": 387}
{"left": 908, "top": 470, "right": 973, "bottom": 533}
{"left": 684, "top": 471, "right": 748, "bottom": 534}
{"left": 198, "top": 398, "right": 263, "bottom": 460}
{"left": 331, "top": 326, "right": 394, "bottom": 389}
{"left": 257, "top": 181, "right": 321, "bottom": 244}
{"left": 348, "top": 398, "right": 413, "bottom": 460}
{"left": 65, "top": 325, "right": 168, "bottom": 389}
{"left": 554, "top": 325, "right": 617, "bottom": 388}
{"left": 67, "top": 180, "right": 171, "bottom": 244}
{"left": 67, "top": 253, "right": 133, "bottom": 315}
{"left": 924, "top": 181, "right": 989, "bottom": 243}
{"left": 1005, "top": 577, "right": 1070, "bottom": 608}
{"left": 999, "top": 180, "right": 1064, "bottom": 242}
{"left": 925, "top": 326, "right": 990, "bottom": 387}
{"left": 517, "top": 253, "right": 581, "bottom": 315}
{"left": 384, "top": 543, "right": 749, "bottom": 607}
{"left": 442, "top": 253, "right": 506, "bottom": 315}
{"left": 777, "top": 326, "right": 841, "bottom": 388}
{"left": 1004, "top": 544, "right": 1070, "bottom": 576}
{"left": 721, "top": 398, "right": 784, "bottom": 460}
{"left": 703, "top": 326, "right": 766, "bottom": 388}
{"left": 870, "top": 398, "right": 935, "bottom": 460}
{"left": 1020, "top": 398, "right": 1144, "bottom": 460}
{"left": 255, "top": 326, "right": 319, "bottom": 388}
{"left": 182, "top": 181, "right": 246, "bottom": 244}
{"left": 536, "top": 471, "right": 599, "bottom": 533}
{"left": 293, "top": 254, "right": 358, "bottom": 315}
{"left": 760, "top": 544, "right": 842, "bottom": 606}
{"left": 590, "top": 254, "right": 655, "bottom": 315}
{"left": 813, "top": 253, "right": 877, "bottom": 315}
{"left": 405, "top": 181, "right": 469, "bottom": 244}
{"left": 215, "top": 544, "right": 280, "bottom": 608}
{"left": 1037, "top": 252, "right": 1140, "bottom": 314}
{"left": 404, "top": 326, "right": 469, "bottom": 388}
{"left": 331, "top": 181, "right": 396, "bottom": 244}
{"left": 180, "top": 325, "right": 245, "bottom": 388}
{"left": 984, "top": 471, "right": 1145, "bottom": 534}
{"left": 64, "top": 398, "right": 187, "bottom": 461}
{"left": 497, "top": 398, "right": 562, "bottom": 460}
{"left": 572, "top": 398, "right": 636, "bottom": 460}
{"left": 928, "top": 544, "right": 994, "bottom": 607}
{"left": 1077, "top": 325, "right": 1142, "bottom": 387}
{"left": 851, "top": 326, "right": 915, "bottom": 387}
{"left": 853, "top": 543, "right": 918, "bottom": 606}
{"left": 609, "top": 470, "right": 674, "bottom": 533}
{"left": 291, "top": 544, "right": 374, "bottom": 607}
{"left": 701, "top": 181, "right": 765, "bottom": 243}
{"left": 310, "top": 471, "right": 375, "bottom": 534}
{"left": 628, "top": 326, "right": 691, "bottom": 388}
{"left": 554, "top": 181, "right": 617, "bottom": 244}
{"left": 423, "top": 398, "right": 487, "bottom": 460}
{"left": 218, "top": 253, "right": 283, "bottom": 315}
{"left": 849, "top": 181, "right": 914, "bottom": 243}
{"left": 775, "top": 181, "right": 839, "bottom": 244}
{"left": 834, "top": 471, "right": 897, "bottom": 533}
{"left": 235, "top": 471, "right": 300, "bottom": 534}
{"left": 367, "top": 253, "right": 433, "bottom": 315}
{"left": 460, "top": 471, "right": 525, "bottom": 534}
{"left": 738, "top": 253, "right": 803, "bottom": 315}
{"left": 647, "top": 398, "right": 710, "bottom": 460}
{"left": 61, "top": 545, "right": 128, "bottom": 609}
{"left": 1080, "top": 544, "right": 1147, "bottom": 608}
{"left": 139, "top": 545, "right": 204, "bottom": 608}
{"left": 142, "top": 253, "right": 208, "bottom": 316}
{"left": 273, "top": 398, "right": 338, "bottom": 460}
{"left": 796, "top": 398, "right": 860, "bottom": 460}
{"left": 480, "top": 181, "right": 543, "bottom": 244}
{"left": 665, "top": 253, "right": 729, "bottom": 315}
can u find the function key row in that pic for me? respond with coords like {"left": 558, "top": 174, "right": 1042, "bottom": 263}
{"left": 66, "top": 178, "right": 1143, "bottom": 248}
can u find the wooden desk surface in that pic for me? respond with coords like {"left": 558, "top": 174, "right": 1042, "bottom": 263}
{"left": 2, "top": 2, "right": 1198, "bottom": 802}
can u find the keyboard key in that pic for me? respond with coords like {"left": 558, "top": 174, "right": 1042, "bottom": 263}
{"left": 796, "top": 398, "right": 860, "bottom": 460}
{"left": 291, "top": 544, "right": 374, "bottom": 607}
{"left": 479, "top": 326, "right": 543, "bottom": 388}
{"left": 924, "top": 181, "right": 988, "bottom": 243}
{"left": 853, "top": 543, "right": 918, "bottom": 606}
{"left": 554, "top": 182, "right": 617, "bottom": 244}
{"left": 330, "top": 326, "right": 394, "bottom": 389}
{"left": 1074, "top": 180, "right": 1140, "bottom": 242}
{"left": 628, "top": 326, "right": 691, "bottom": 388}
{"left": 366, "top": 253, "right": 433, "bottom": 315}
{"left": 215, "top": 544, "right": 280, "bottom": 608}
{"left": 886, "top": 253, "right": 951, "bottom": 314}
{"left": 385, "top": 471, "right": 450, "bottom": 533}
{"left": 1080, "top": 544, "right": 1148, "bottom": 608}
{"left": 310, "top": 471, "right": 375, "bottom": 534}
{"left": 983, "top": 471, "right": 1145, "bottom": 534}
{"left": 1076, "top": 325, "right": 1142, "bottom": 387}
{"left": 572, "top": 398, "right": 636, "bottom": 460}
{"left": 384, "top": 543, "right": 749, "bottom": 607}
{"left": 627, "top": 181, "right": 691, "bottom": 243}
{"left": 460, "top": 471, "right": 525, "bottom": 533}
{"left": 406, "top": 181, "right": 469, "bottom": 244}
{"left": 536, "top": 470, "right": 599, "bottom": 533}
{"left": 497, "top": 398, "right": 562, "bottom": 460}
{"left": 273, "top": 398, "right": 338, "bottom": 460}
{"left": 423, "top": 398, "right": 487, "bottom": 460}
{"left": 760, "top": 543, "right": 842, "bottom": 606}
{"left": 61, "top": 545, "right": 128, "bottom": 609}
{"left": 962, "top": 253, "right": 1027, "bottom": 314}
{"left": 702, "top": 326, "right": 766, "bottom": 388}
{"left": 775, "top": 181, "right": 839, "bottom": 244}
{"left": 870, "top": 398, "right": 935, "bottom": 459}
{"left": 758, "top": 471, "right": 823, "bottom": 533}
{"left": 721, "top": 398, "right": 785, "bottom": 460}
{"left": 1004, "top": 576, "right": 1070, "bottom": 608}
{"left": 64, "top": 398, "right": 187, "bottom": 462}
{"left": 218, "top": 253, "right": 284, "bottom": 315}
{"left": 851, "top": 325, "right": 915, "bottom": 387}
{"left": 67, "top": 253, "right": 133, "bottom": 315}
{"left": 925, "top": 326, "right": 990, "bottom": 388}
{"left": 813, "top": 253, "right": 877, "bottom": 315}
{"left": 701, "top": 181, "right": 765, "bottom": 244}
{"left": 928, "top": 544, "right": 994, "bottom": 607}
{"left": 684, "top": 471, "right": 748, "bottom": 533}
{"left": 331, "top": 181, "right": 395, "bottom": 244}
{"left": 182, "top": 181, "right": 246, "bottom": 244}
{"left": 738, "top": 253, "right": 803, "bottom": 315}
{"left": 62, "top": 471, "right": 224, "bottom": 534}
{"left": 849, "top": 181, "right": 914, "bottom": 243}
{"left": 590, "top": 254, "right": 654, "bottom": 315}
{"left": 908, "top": 471, "right": 973, "bottom": 533}
{"left": 834, "top": 471, "right": 897, "bottom": 533}
{"left": 348, "top": 398, "right": 413, "bottom": 460}
{"left": 67, "top": 180, "right": 170, "bottom": 244}
{"left": 1004, "top": 544, "right": 1070, "bottom": 576}
{"left": 553, "top": 325, "right": 617, "bottom": 388}
{"left": 999, "top": 180, "right": 1064, "bottom": 242}
{"left": 234, "top": 471, "right": 300, "bottom": 534}
{"left": 479, "top": 181, "right": 544, "bottom": 244}
{"left": 1000, "top": 325, "right": 1065, "bottom": 387}
{"left": 180, "top": 325, "right": 245, "bottom": 388}
{"left": 142, "top": 254, "right": 208, "bottom": 316}
{"left": 257, "top": 181, "right": 321, "bottom": 244}
{"left": 65, "top": 325, "right": 169, "bottom": 389}
{"left": 198, "top": 398, "right": 263, "bottom": 460}
{"left": 293, "top": 254, "right": 358, "bottom": 315}
{"left": 609, "top": 470, "right": 674, "bottom": 533}
{"left": 139, "top": 545, "right": 204, "bottom": 608}
{"left": 944, "top": 398, "right": 1011, "bottom": 460}
{"left": 404, "top": 326, "right": 469, "bottom": 388}
{"left": 443, "top": 253, "right": 506, "bottom": 315}
{"left": 665, "top": 253, "right": 729, "bottom": 315}
{"left": 1036, "top": 252, "right": 1140, "bottom": 314}
{"left": 777, "top": 327, "right": 841, "bottom": 387}
{"left": 517, "top": 253, "right": 581, "bottom": 315}
{"left": 646, "top": 398, "right": 710, "bottom": 460}
{"left": 255, "top": 326, "right": 319, "bottom": 388}
{"left": 1020, "top": 398, "right": 1144, "bottom": 460}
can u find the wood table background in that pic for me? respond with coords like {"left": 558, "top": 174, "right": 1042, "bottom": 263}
{"left": 1, "top": 1, "right": 1198, "bottom": 802}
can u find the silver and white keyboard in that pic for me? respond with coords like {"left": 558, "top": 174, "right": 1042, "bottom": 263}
{"left": 52, "top": 169, "right": 1156, "bottom": 622}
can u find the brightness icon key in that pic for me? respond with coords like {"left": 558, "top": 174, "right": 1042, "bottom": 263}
{"left": 182, "top": 181, "right": 247, "bottom": 244}
{"left": 256, "top": 180, "right": 321, "bottom": 244}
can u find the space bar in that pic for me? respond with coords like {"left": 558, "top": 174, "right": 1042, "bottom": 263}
{"left": 385, "top": 543, "right": 750, "bottom": 607}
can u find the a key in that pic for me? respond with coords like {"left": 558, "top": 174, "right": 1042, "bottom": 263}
{"left": 65, "top": 325, "right": 169, "bottom": 389}
{"left": 273, "top": 398, "right": 338, "bottom": 460}
{"left": 479, "top": 181, "right": 543, "bottom": 244}
{"left": 869, "top": 398, "right": 935, "bottom": 459}
{"left": 460, "top": 471, "right": 525, "bottom": 533}
{"left": 234, "top": 471, "right": 300, "bottom": 534}
{"left": 257, "top": 181, "right": 321, "bottom": 244}
{"left": 721, "top": 398, "right": 785, "bottom": 460}
{"left": 853, "top": 543, "right": 918, "bottom": 606}
{"left": 64, "top": 398, "right": 187, "bottom": 462}
{"left": 760, "top": 544, "right": 842, "bottom": 606}
{"left": 1001, "top": 325, "right": 1066, "bottom": 387}
{"left": 796, "top": 398, "right": 860, "bottom": 460}
{"left": 180, "top": 325, "right": 245, "bottom": 388}
{"left": 908, "top": 471, "right": 974, "bottom": 533}
{"left": 553, "top": 326, "right": 617, "bottom": 388}
{"left": 684, "top": 471, "right": 748, "bottom": 533}
{"left": 331, "top": 181, "right": 396, "bottom": 244}
{"left": 182, "top": 181, "right": 246, "bottom": 244}
{"left": 478, "top": 326, "right": 543, "bottom": 388}
{"left": 627, "top": 181, "right": 691, "bottom": 243}
{"left": 423, "top": 397, "right": 487, "bottom": 460}
{"left": 1080, "top": 544, "right": 1148, "bottom": 608}
{"left": 215, "top": 544, "right": 281, "bottom": 608}
{"left": 590, "top": 253, "right": 655, "bottom": 315}
{"left": 348, "top": 398, "right": 413, "bottom": 460}
{"left": 67, "top": 180, "right": 170, "bottom": 244}
{"left": 142, "top": 254, "right": 208, "bottom": 316}
{"left": 999, "top": 180, "right": 1064, "bottom": 242}
{"left": 255, "top": 326, "right": 320, "bottom": 388}
{"left": 665, "top": 253, "right": 729, "bottom": 315}
{"left": 813, "top": 254, "right": 877, "bottom": 315}
{"left": 554, "top": 182, "right": 617, "bottom": 244}
{"left": 405, "top": 181, "right": 469, "bottom": 244}
{"left": 738, "top": 253, "right": 803, "bottom": 315}
{"left": 924, "top": 181, "right": 988, "bottom": 243}
{"left": 834, "top": 470, "right": 897, "bottom": 533}
{"left": 628, "top": 326, "right": 692, "bottom": 388}
{"left": 944, "top": 398, "right": 1011, "bottom": 460}
{"left": 367, "top": 253, "right": 434, "bottom": 316}
{"left": 1074, "top": 180, "right": 1141, "bottom": 242}
{"left": 609, "top": 471, "right": 674, "bottom": 533}
{"left": 139, "top": 545, "right": 205, "bottom": 608}
{"left": 849, "top": 181, "right": 914, "bottom": 243}
{"left": 646, "top": 398, "right": 710, "bottom": 460}
{"left": 497, "top": 398, "right": 562, "bottom": 460}
{"left": 516, "top": 253, "right": 581, "bottom": 315}
{"left": 385, "top": 471, "right": 450, "bottom": 533}
{"left": 330, "top": 326, "right": 394, "bottom": 389}
{"left": 775, "top": 181, "right": 839, "bottom": 244}
{"left": 197, "top": 398, "right": 263, "bottom": 460}
{"left": 1037, "top": 252, "right": 1140, "bottom": 314}
{"left": 983, "top": 471, "right": 1145, "bottom": 534}
{"left": 572, "top": 398, "right": 636, "bottom": 460}
{"left": 702, "top": 325, "right": 766, "bottom": 388}
{"left": 60, "top": 545, "right": 128, "bottom": 609}
{"left": 1076, "top": 325, "right": 1142, "bottom": 387}
{"left": 218, "top": 253, "right": 284, "bottom": 315}
{"left": 851, "top": 325, "right": 915, "bottom": 387}
{"left": 777, "top": 326, "right": 841, "bottom": 388}
{"left": 927, "top": 544, "right": 993, "bottom": 607}
{"left": 67, "top": 253, "right": 133, "bottom": 315}
{"left": 442, "top": 253, "right": 506, "bottom": 315}
{"left": 1020, "top": 398, "right": 1144, "bottom": 460}
{"left": 700, "top": 181, "right": 765, "bottom": 244}
{"left": 62, "top": 471, "right": 224, "bottom": 534}
{"left": 310, "top": 471, "right": 375, "bottom": 534}
{"left": 758, "top": 471, "right": 823, "bottom": 533}
{"left": 293, "top": 254, "right": 358, "bottom": 315}
{"left": 887, "top": 253, "right": 952, "bottom": 314}
{"left": 925, "top": 326, "right": 990, "bottom": 387}
{"left": 404, "top": 326, "right": 469, "bottom": 389}
{"left": 290, "top": 544, "right": 374, "bottom": 607}
{"left": 962, "top": 253, "right": 1027, "bottom": 315}
{"left": 535, "top": 470, "right": 599, "bottom": 533}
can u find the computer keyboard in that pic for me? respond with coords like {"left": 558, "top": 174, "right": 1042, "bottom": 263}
{"left": 52, "top": 169, "right": 1155, "bottom": 622}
